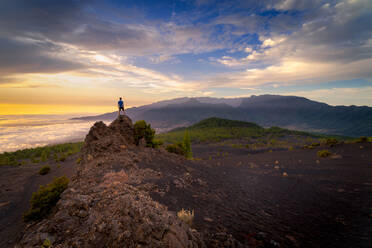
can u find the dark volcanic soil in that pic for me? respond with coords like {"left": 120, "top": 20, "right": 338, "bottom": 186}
{"left": 142, "top": 142, "right": 372, "bottom": 247}
{"left": 0, "top": 155, "right": 78, "bottom": 248}
{"left": 1, "top": 142, "right": 371, "bottom": 247}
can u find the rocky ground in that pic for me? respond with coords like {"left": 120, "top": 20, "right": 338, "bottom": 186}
{"left": 0, "top": 116, "right": 371, "bottom": 247}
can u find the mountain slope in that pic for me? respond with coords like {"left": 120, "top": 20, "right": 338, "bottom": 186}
{"left": 73, "top": 95, "right": 372, "bottom": 137}
{"left": 156, "top": 117, "right": 323, "bottom": 145}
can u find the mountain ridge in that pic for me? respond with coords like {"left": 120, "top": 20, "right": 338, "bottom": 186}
{"left": 72, "top": 95, "right": 372, "bottom": 137}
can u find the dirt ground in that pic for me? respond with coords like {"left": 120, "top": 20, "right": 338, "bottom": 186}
{"left": 0, "top": 143, "right": 371, "bottom": 247}
{"left": 144, "top": 142, "right": 372, "bottom": 247}
{"left": 0, "top": 155, "right": 78, "bottom": 248}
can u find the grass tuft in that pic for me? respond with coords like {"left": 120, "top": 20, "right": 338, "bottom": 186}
{"left": 39, "top": 165, "right": 51, "bottom": 175}
{"left": 177, "top": 208, "right": 194, "bottom": 226}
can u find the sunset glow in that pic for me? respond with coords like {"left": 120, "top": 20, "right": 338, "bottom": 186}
{"left": 0, "top": 0, "right": 372, "bottom": 115}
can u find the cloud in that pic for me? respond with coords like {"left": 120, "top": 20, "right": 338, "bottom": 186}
{"left": 0, "top": 37, "right": 85, "bottom": 76}
{"left": 210, "top": 0, "right": 372, "bottom": 87}
{"left": 1, "top": 0, "right": 372, "bottom": 109}
{"left": 273, "top": 0, "right": 323, "bottom": 11}
{"left": 280, "top": 86, "right": 372, "bottom": 106}
{"left": 0, "top": 116, "right": 98, "bottom": 152}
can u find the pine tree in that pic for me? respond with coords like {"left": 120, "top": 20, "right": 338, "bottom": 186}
{"left": 183, "top": 129, "right": 192, "bottom": 158}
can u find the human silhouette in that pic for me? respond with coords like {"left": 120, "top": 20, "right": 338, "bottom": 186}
{"left": 118, "top": 97, "right": 124, "bottom": 116}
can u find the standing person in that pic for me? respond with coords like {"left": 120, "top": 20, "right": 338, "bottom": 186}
{"left": 118, "top": 97, "right": 124, "bottom": 116}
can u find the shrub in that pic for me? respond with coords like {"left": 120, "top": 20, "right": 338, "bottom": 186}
{"left": 53, "top": 153, "right": 58, "bottom": 162}
{"left": 39, "top": 165, "right": 51, "bottom": 175}
{"left": 152, "top": 139, "right": 163, "bottom": 148}
{"left": 183, "top": 130, "right": 192, "bottom": 158}
{"left": 134, "top": 120, "right": 155, "bottom": 147}
{"left": 42, "top": 238, "right": 51, "bottom": 248}
{"left": 355, "top": 136, "right": 368, "bottom": 143}
{"left": 23, "top": 176, "right": 69, "bottom": 221}
{"left": 76, "top": 157, "right": 82, "bottom": 164}
{"left": 321, "top": 138, "right": 338, "bottom": 146}
{"left": 166, "top": 142, "right": 185, "bottom": 156}
{"left": 59, "top": 153, "right": 67, "bottom": 162}
{"left": 31, "top": 156, "right": 40, "bottom": 164}
{"left": 317, "top": 150, "right": 331, "bottom": 158}
{"left": 177, "top": 208, "right": 194, "bottom": 226}
{"left": 40, "top": 149, "right": 50, "bottom": 162}
{"left": 165, "top": 131, "right": 193, "bottom": 159}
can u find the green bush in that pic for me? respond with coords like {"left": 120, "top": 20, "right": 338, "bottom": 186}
{"left": 183, "top": 130, "right": 192, "bottom": 158}
{"left": 166, "top": 142, "right": 186, "bottom": 156}
{"left": 321, "top": 138, "right": 338, "bottom": 146}
{"left": 42, "top": 238, "right": 51, "bottom": 248}
{"left": 165, "top": 130, "right": 193, "bottom": 158}
{"left": 152, "top": 139, "right": 163, "bottom": 148}
{"left": 31, "top": 156, "right": 40, "bottom": 164}
{"left": 317, "top": 150, "right": 331, "bottom": 158}
{"left": 23, "top": 176, "right": 69, "bottom": 222}
{"left": 354, "top": 136, "right": 368, "bottom": 143}
{"left": 134, "top": 120, "right": 156, "bottom": 147}
{"left": 40, "top": 149, "right": 50, "bottom": 162}
{"left": 59, "top": 153, "right": 67, "bottom": 162}
{"left": 39, "top": 165, "right": 51, "bottom": 175}
{"left": 76, "top": 157, "right": 82, "bottom": 164}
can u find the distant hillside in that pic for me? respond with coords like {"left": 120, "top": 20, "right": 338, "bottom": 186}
{"left": 72, "top": 95, "right": 372, "bottom": 137}
{"left": 190, "top": 117, "right": 261, "bottom": 129}
{"left": 156, "top": 117, "right": 321, "bottom": 144}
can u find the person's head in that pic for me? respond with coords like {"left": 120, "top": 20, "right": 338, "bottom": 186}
{"left": 119, "top": 97, "right": 122, "bottom": 100}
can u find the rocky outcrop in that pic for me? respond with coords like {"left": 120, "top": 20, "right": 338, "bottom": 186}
{"left": 82, "top": 115, "right": 135, "bottom": 159}
{"left": 17, "top": 174, "right": 203, "bottom": 248}
{"left": 17, "top": 116, "right": 205, "bottom": 248}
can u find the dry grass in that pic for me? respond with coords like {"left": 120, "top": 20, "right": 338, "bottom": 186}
{"left": 177, "top": 208, "right": 194, "bottom": 226}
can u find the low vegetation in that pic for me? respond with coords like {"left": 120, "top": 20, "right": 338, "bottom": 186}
{"left": 177, "top": 208, "right": 194, "bottom": 226}
{"left": 23, "top": 176, "right": 69, "bottom": 221}
{"left": 0, "top": 142, "right": 83, "bottom": 166}
{"left": 354, "top": 136, "right": 368, "bottom": 143}
{"left": 42, "top": 238, "right": 51, "bottom": 248}
{"left": 39, "top": 165, "right": 51, "bottom": 175}
{"left": 134, "top": 120, "right": 159, "bottom": 147}
{"left": 317, "top": 150, "right": 332, "bottom": 158}
{"left": 320, "top": 137, "right": 339, "bottom": 146}
{"left": 166, "top": 130, "right": 192, "bottom": 158}
{"left": 166, "top": 142, "right": 186, "bottom": 156}
{"left": 157, "top": 117, "right": 325, "bottom": 145}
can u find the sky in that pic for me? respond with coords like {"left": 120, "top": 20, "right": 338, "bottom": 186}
{"left": 1, "top": 0, "right": 372, "bottom": 115}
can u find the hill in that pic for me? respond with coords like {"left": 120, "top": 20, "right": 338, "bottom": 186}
{"left": 72, "top": 95, "right": 372, "bottom": 137}
{"left": 156, "top": 117, "right": 328, "bottom": 146}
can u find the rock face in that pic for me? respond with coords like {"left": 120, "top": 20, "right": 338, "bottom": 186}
{"left": 82, "top": 115, "right": 136, "bottom": 159}
{"left": 17, "top": 116, "right": 205, "bottom": 248}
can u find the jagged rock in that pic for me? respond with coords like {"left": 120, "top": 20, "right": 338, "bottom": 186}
{"left": 17, "top": 116, "right": 206, "bottom": 248}
{"left": 82, "top": 115, "right": 135, "bottom": 159}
